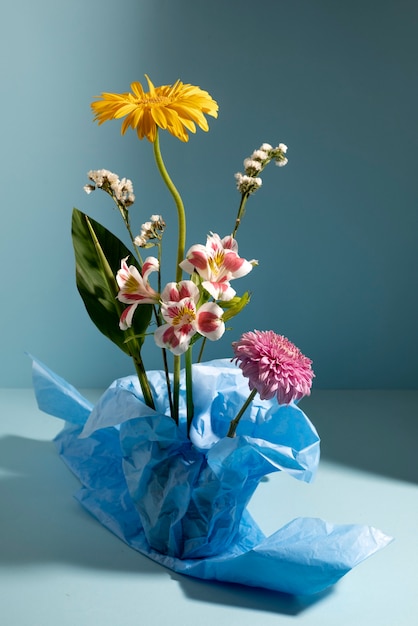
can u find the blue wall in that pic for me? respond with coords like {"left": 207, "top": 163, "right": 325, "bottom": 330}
{"left": 1, "top": 0, "right": 417, "bottom": 388}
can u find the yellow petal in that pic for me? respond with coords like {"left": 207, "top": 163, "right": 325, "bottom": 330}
{"left": 91, "top": 76, "right": 218, "bottom": 142}
{"left": 130, "top": 81, "right": 145, "bottom": 98}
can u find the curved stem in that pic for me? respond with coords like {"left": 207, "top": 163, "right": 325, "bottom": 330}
{"left": 153, "top": 129, "right": 188, "bottom": 424}
{"left": 226, "top": 388, "right": 257, "bottom": 437}
{"left": 153, "top": 130, "right": 186, "bottom": 282}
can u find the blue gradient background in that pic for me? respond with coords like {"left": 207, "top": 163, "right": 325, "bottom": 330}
{"left": 1, "top": 0, "right": 417, "bottom": 388}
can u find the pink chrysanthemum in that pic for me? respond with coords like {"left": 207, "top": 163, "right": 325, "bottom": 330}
{"left": 232, "top": 330, "right": 314, "bottom": 405}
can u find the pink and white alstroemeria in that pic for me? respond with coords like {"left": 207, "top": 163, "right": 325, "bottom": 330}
{"left": 179, "top": 233, "right": 255, "bottom": 301}
{"left": 154, "top": 280, "right": 225, "bottom": 355}
{"left": 116, "top": 256, "right": 159, "bottom": 330}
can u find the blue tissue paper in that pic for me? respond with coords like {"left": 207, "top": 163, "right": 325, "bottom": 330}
{"left": 31, "top": 356, "right": 393, "bottom": 595}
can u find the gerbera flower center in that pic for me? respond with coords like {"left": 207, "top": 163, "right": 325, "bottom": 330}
{"left": 135, "top": 95, "right": 172, "bottom": 107}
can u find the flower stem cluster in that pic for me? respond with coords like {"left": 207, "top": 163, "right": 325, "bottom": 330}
{"left": 79, "top": 78, "right": 310, "bottom": 439}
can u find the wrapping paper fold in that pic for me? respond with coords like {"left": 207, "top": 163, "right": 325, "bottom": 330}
{"left": 31, "top": 356, "right": 393, "bottom": 595}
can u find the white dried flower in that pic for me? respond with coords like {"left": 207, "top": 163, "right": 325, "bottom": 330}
{"left": 235, "top": 172, "right": 263, "bottom": 194}
{"left": 85, "top": 170, "right": 135, "bottom": 207}
{"left": 250, "top": 149, "right": 269, "bottom": 162}
{"left": 243, "top": 158, "right": 262, "bottom": 174}
{"left": 259, "top": 143, "right": 273, "bottom": 152}
{"left": 268, "top": 144, "right": 289, "bottom": 167}
{"left": 276, "top": 157, "right": 288, "bottom": 167}
{"left": 111, "top": 176, "right": 135, "bottom": 206}
{"left": 134, "top": 234, "right": 148, "bottom": 247}
{"left": 135, "top": 215, "right": 166, "bottom": 248}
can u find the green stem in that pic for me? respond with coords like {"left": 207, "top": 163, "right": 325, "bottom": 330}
{"left": 153, "top": 130, "right": 186, "bottom": 282}
{"left": 197, "top": 337, "right": 207, "bottom": 363}
{"left": 126, "top": 222, "right": 144, "bottom": 268}
{"left": 226, "top": 388, "right": 257, "bottom": 437}
{"left": 114, "top": 200, "right": 144, "bottom": 269}
{"left": 153, "top": 129, "right": 187, "bottom": 424}
{"left": 185, "top": 346, "right": 194, "bottom": 434}
{"left": 232, "top": 193, "right": 250, "bottom": 238}
{"left": 132, "top": 353, "right": 155, "bottom": 409}
{"left": 153, "top": 241, "right": 173, "bottom": 415}
{"left": 161, "top": 348, "right": 174, "bottom": 417}
{"left": 172, "top": 355, "right": 180, "bottom": 425}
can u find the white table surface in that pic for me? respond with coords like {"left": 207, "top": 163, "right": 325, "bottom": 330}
{"left": 1, "top": 388, "right": 417, "bottom": 626}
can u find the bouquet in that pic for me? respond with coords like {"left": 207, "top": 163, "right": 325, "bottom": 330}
{"left": 31, "top": 75, "right": 392, "bottom": 595}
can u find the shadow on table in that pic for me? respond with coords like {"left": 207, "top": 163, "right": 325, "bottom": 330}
{"left": 172, "top": 572, "right": 332, "bottom": 616}
{"left": 0, "top": 434, "right": 330, "bottom": 616}
{"left": 300, "top": 390, "right": 418, "bottom": 484}
{"left": 0, "top": 434, "right": 160, "bottom": 575}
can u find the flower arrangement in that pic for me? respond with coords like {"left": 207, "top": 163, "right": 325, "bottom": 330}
{"left": 31, "top": 75, "right": 391, "bottom": 596}
{"left": 79, "top": 75, "right": 304, "bottom": 439}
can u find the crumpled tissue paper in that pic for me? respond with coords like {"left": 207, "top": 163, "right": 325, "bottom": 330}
{"left": 31, "top": 355, "right": 392, "bottom": 595}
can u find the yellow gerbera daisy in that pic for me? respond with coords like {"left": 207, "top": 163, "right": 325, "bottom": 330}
{"left": 91, "top": 75, "right": 218, "bottom": 143}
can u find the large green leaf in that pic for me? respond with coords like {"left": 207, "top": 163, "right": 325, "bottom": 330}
{"left": 71, "top": 208, "right": 153, "bottom": 357}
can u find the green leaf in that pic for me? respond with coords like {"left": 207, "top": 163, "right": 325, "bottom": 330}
{"left": 71, "top": 208, "right": 152, "bottom": 357}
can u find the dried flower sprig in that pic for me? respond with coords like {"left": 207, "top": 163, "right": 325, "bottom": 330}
{"left": 134, "top": 215, "right": 166, "bottom": 248}
{"left": 84, "top": 169, "right": 136, "bottom": 207}
{"left": 233, "top": 143, "right": 288, "bottom": 235}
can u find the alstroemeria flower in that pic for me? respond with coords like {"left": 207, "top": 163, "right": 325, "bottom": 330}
{"left": 179, "top": 233, "right": 255, "bottom": 301}
{"left": 116, "top": 256, "right": 159, "bottom": 330}
{"left": 154, "top": 280, "right": 225, "bottom": 355}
